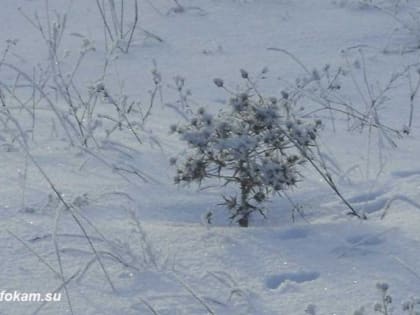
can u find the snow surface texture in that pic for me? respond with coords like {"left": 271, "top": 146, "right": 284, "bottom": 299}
{"left": 0, "top": 0, "right": 420, "bottom": 314}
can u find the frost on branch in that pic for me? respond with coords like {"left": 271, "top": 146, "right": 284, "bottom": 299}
{"left": 172, "top": 76, "right": 321, "bottom": 227}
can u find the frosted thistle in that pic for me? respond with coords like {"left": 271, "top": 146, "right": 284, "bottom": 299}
{"left": 172, "top": 78, "right": 320, "bottom": 227}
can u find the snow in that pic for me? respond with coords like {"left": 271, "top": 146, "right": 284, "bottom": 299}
{"left": 0, "top": 0, "right": 420, "bottom": 314}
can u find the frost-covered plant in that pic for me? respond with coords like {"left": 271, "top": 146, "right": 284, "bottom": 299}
{"left": 373, "top": 283, "right": 420, "bottom": 315}
{"left": 357, "top": 282, "right": 420, "bottom": 315}
{"left": 269, "top": 47, "right": 418, "bottom": 181}
{"left": 370, "top": 282, "right": 420, "bottom": 315}
{"left": 402, "top": 297, "right": 420, "bottom": 315}
{"left": 308, "top": 283, "right": 420, "bottom": 315}
{"left": 0, "top": 1, "right": 163, "bottom": 191}
{"left": 95, "top": 0, "right": 163, "bottom": 53}
{"left": 168, "top": 75, "right": 195, "bottom": 118}
{"left": 171, "top": 71, "right": 321, "bottom": 227}
{"left": 374, "top": 282, "right": 393, "bottom": 315}
{"left": 95, "top": 0, "right": 139, "bottom": 53}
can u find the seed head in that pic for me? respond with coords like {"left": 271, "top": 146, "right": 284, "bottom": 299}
{"left": 240, "top": 69, "right": 249, "bottom": 79}
{"left": 213, "top": 78, "right": 224, "bottom": 88}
